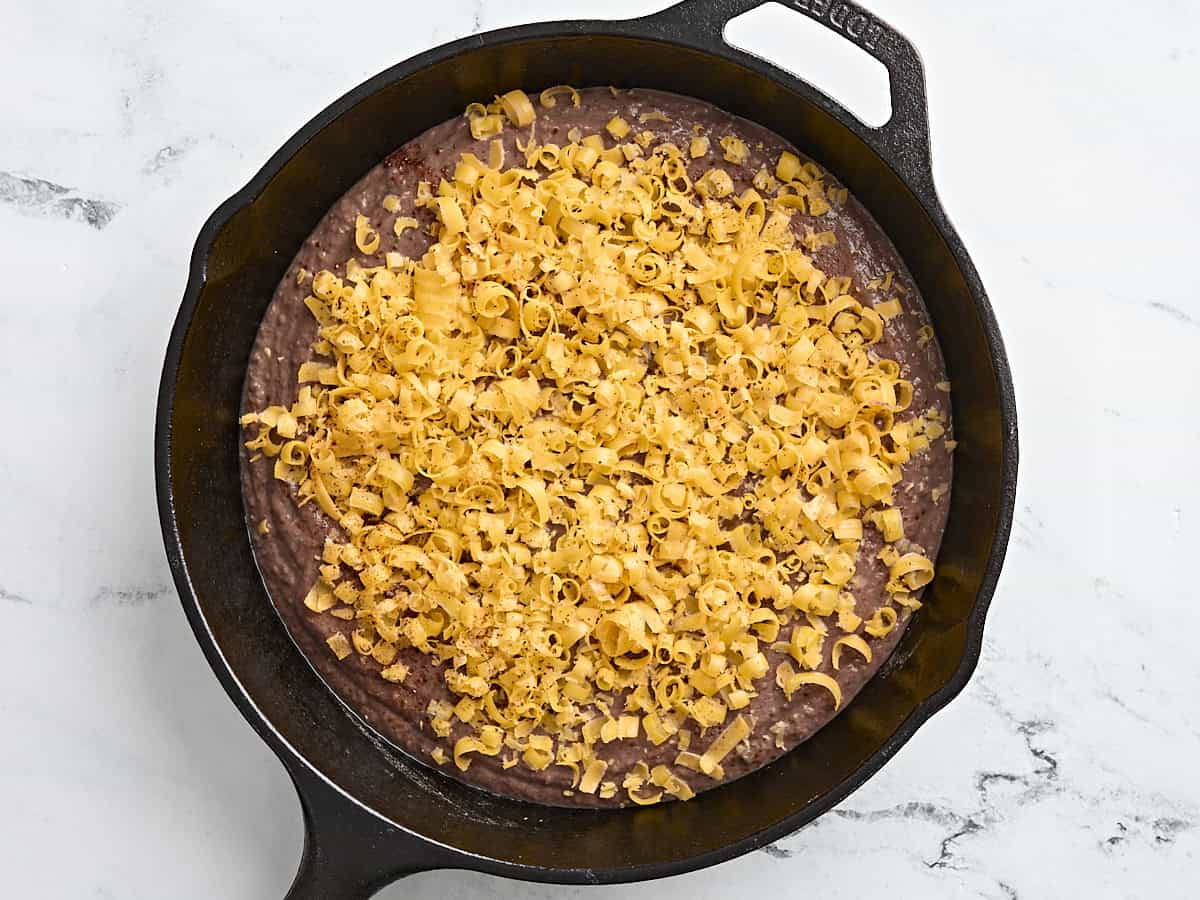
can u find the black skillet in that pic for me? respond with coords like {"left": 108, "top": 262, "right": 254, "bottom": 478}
{"left": 156, "top": 0, "right": 1018, "bottom": 895}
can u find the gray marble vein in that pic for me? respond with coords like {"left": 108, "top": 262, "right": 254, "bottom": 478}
{"left": 89, "top": 585, "right": 173, "bottom": 607}
{"left": 758, "top": 844, "right": 793, "bottom": 859}
{"left": 1011, "top": 505, "right": 1046, "bottom": 552}
{"left": 1101, "top": 689, "right": 1159, "bottom": 729}
{"left": 0, "top": 172, "right": 121, "bottom": 229}
{"left": 834, "top": 801, "right": 965, "bottom": 829}
{"left": 1148, "top": 300, "right": 1196, "bottom": 326}
{"left": 142, "top": 139, "right": 197, "bottom": 176}
{"left": 0, "top": 586, "right": 32, "bottom": 605}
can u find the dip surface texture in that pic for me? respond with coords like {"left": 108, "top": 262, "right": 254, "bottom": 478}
{"left": 241, "top": 88, "right": 952, "bottom": 807}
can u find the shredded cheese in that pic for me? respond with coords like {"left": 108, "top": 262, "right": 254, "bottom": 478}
{"left": 246, "top": 92, "right": 944, "bottom": 804}
{"left": 499, "top": 90, "right": 536, "bottom": 127}
{"left": 699, "top": 715, "right": 750, "bottom": 775}
{"left": 831, "top": 634, "right": 872, "bottom": 670}
{"left": 540, "top": 85, "right": 581, "bottom": 109}
{"left": 326, "top": 632, "right": 351, "bottom": 660}
{"left": 719, "top": 135, "right": 749, "bottom": 165}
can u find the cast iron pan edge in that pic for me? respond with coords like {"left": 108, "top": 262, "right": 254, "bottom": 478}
{"left": 156, "top": 0, "right": 1017, "bottom": 894}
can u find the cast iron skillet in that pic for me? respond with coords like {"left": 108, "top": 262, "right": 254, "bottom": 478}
{"left": 156, "top": 0, "right": 1018, "bottom": 895}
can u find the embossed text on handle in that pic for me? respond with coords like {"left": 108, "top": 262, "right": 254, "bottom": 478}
{"left": 787, "top": 0, "right": 889, "bottom": 53}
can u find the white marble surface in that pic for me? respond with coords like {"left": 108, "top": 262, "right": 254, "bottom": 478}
{"left": 2, "top": 0, "right": 1197, "bottom": 896}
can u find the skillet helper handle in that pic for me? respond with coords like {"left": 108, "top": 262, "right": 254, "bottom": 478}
{"left": 284, "top": 761, "right": 438, "bottom": 899}
{"left": 644, "top": 0, "right": 934, "bottom": 192}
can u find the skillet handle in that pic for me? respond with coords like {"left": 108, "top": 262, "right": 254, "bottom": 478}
{"left": 283, "top": 760, "right": 442, "bottom": 899}
{"left": 642, "top": 0, "right": 934, "bottom": 192}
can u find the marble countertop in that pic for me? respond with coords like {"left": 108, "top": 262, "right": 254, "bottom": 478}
{"left": 3, "top": 0, "right": 1196, "bottom": 896}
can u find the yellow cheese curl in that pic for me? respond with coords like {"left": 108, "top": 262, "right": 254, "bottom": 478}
{"left": 246, "top": 89, "right": 946, "bottom": 804}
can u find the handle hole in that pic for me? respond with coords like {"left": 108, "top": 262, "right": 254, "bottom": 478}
{"left": 724, "top": 2, "right": 892, "bottom": 128}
